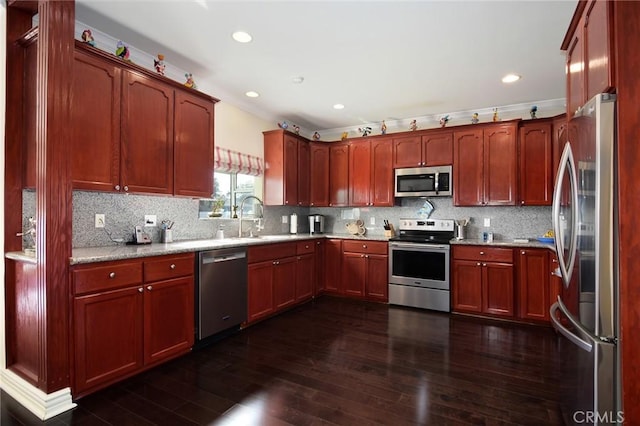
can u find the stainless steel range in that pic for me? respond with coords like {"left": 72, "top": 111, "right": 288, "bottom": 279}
{"left": 388, "top": 218, "right": 454, "bottom": 312}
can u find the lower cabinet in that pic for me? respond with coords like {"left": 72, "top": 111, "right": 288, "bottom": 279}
{"left": 517, "top": 248, "right": 551, "bottom": 321}
{"left": 324, "top": 239, "right": 343, "bottom": 293}
{"left": 341, "top": 240, "right": 389, "bottom": 302}
{"left": 71, "top": 253, "right": 195, "bottom": 397}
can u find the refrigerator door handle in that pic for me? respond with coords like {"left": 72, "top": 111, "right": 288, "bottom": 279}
{"left": 552, "top": 143, "right": 579, "bottom": 289}
{"left": 550, "top": 296, "right": 597, "bottom": 353}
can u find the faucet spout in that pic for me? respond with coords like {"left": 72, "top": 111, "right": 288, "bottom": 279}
{"left": 238, "top": 196, "right": 264, "bottom": 237}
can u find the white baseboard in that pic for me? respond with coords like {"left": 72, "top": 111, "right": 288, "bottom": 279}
{"left": 0, "top": 369, "right": 76, "bottom": 420}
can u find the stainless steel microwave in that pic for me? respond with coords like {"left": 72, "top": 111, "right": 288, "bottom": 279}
{"left": 395, "top": 165, "right": 452, "bottom": 197}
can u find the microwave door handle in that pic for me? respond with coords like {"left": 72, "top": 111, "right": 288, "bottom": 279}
{"left": 434, "top": 172, "right": 439, "bottom": 194}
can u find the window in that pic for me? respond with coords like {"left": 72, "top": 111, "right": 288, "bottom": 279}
{"left": 198, "top": 172, "right": 261, "bottom": 219}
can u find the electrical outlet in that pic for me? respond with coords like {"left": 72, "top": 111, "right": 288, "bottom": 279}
{"left": 282, "top": 215, "right": 288, "bottom": 224}
{"left": 483, "top": 217, "right": 491, "bottom": 227}
{"left": 144, "top": 215, "right": 157, "bottom": 227}
{"left": 95, "top": 214, "right": 105, "bottom": 228}
{"left": 370, "top": 217, "right": 376, "bottom": 225}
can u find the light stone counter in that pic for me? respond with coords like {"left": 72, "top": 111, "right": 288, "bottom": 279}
{"left": 450, "top": 238, "right": 555, "bottom": 250}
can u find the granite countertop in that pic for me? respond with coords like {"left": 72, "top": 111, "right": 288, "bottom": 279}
{"left": 450, "top": 238, "right": 555, "bottom": 250}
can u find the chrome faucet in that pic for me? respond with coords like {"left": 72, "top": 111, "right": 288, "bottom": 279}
{"left": 238, "top": 195, "right": 264, "bottom": 237}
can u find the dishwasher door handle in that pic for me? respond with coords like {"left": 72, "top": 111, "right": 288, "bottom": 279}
{"left": 203, "top": 252, "right": 247, "bottom": 264}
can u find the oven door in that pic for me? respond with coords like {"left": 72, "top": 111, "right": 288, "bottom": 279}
{"left": 389, "top": 242, "right": 450, "bottom": 290}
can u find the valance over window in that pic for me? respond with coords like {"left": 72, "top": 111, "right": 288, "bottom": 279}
{"left": 214, "top": 146, "right": 264, "bottom": 176}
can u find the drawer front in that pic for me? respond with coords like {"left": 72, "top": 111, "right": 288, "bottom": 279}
{"left": 453, "top": 245, "right": 513, "bottom": 263}
{"left": 296, "top": 240, "right": 316, "bottom": 255}
{"left": 73, "top": 261, "right": 143, "bottom": 295}
{"left": 248, "top": 242, "right": 297, "bottom": 263}
{"left": 342, "top": 240, "right": 388, "bottom": 255}
{"left": 144, "top": 253, "right": 195, "bottom": 282}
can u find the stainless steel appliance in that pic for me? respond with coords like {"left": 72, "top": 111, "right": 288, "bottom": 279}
{"left": 550, "top": 93, "right": 621, "bottom": 424}
{"left": 196, "top": 247, "right": 247, "bottom": 344}
{"left": 395, "top": 165, "right": 452, "bottom": 198}
{"left": 309, "top": 214, "right": 325, "bottom": 234}
{"left": 388, "top": 218, "right": 454, "bottom": 312}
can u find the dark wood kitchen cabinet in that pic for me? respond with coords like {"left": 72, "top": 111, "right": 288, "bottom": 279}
{"left": 454, "top": 122, "right": 517, "bottom": 206}
{"left": 263, "top": 129, "right": 310, "bottom": 206}
{"left": 349, "top": 138, "right": 393, "bottom": 207}
{"left": 518, "top": 119, "right": 553, "bottom": 206}
{"left": 247, "top": 260, "right": 275, "bottom": 323}
{"left": 329, "top": 142, "right": 349, "bottom": 207}
{"left": 309, "top": 143, "right": 330, "bottom": 206}
{"left": 324, "top": 239, "right": 343, "bottom": 293}
{"left": 341, "top": 240, "right": 388, "bottom": 302}
{"left": 313, "top": 239, "right": 326, "bottom": 294}
{"left": 393, "top": 131, "right": 452, "bottom": 168}
{"left": 297, "top": 138, "right": 311, "bottom": 206}
{"left": 349, "top": 140, "right": 372, "bottom": 207}
{"left": 71, "top": 253, "right": 194, "bottom": 397}
{"left": 517, "top": 248, "right": 551, "bottom": 322}
{"left": 552, "top": 114, "right": 568, "bottom": 181}
{"left": 295, "top": 241, "right": 316, "bottom": 302}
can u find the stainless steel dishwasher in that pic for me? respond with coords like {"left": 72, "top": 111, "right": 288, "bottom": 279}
{"left": 196, "top": 247, "right": 247, "bottom": 342}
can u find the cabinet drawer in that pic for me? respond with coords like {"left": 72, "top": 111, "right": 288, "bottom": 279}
{"left": 144, "top": 253, "right": 195, "bottom": 282}
{"left": 248, "top": 242, "right": 296, "bottom": 263}
{"left": 342, "top": 240, "right": 388, "bottom": 255}
{"left": 296, "top": 240, "right": 316, "bottom": 255}
{"left": 73, "top": 261, "right": 143, "bottom": 295}
{"left": 453, "top": 246, "right": 513, "bottom": 263}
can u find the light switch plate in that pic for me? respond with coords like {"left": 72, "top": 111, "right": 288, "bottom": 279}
{"left": 144, "top": 215, "right": 157, "bottom": 227}
{"left": 282, "top": 215, "right": 288, "bottom": 224}
{"left": 95, "top": 214, "right": 105, "bottom": 228}
{"left": 483, "top": 217, "right": 491, "bottom": 227}
{"left": 370, "top": 217, "right": 376, "bottom": 225}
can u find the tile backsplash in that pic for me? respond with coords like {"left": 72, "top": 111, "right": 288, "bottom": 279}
{"left": 22, "top": 190, "right": 551, "bottom": 248}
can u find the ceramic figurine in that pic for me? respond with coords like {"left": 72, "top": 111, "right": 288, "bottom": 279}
{"left": 293, "top": 125, "right": 300, "bottom": 135}
{"left": 409, "top": 119, "right": 417, "bottom": 131}
{"left": 358, "top": 127, "right": 372, "bottom": 137}
{"left": 530, "top": 105, "right": 538, "bottom": 119}
{"left": 81, "top": 29, "right": 96, "bottom": 47}
{"left": 154, "top": 54, "right": 166, "bottom": 76}
{"left": 312, "top": 132, "right": 321, "bottom": 141}
{"left": 341, "top": 132, "right": 349, "bottom": 141}
{"left": 184, "top": 73, "right": 197, "bottom": 89}
{"left": 381, "top": 120, "right": 387, "bottom": 135}
{"left": 115, "top": 41, "right": 131, "bottom": 61}
{"left": 492, "top": 108, "right": 500, "bottom": 122}
{"left": 439, "top": 115, "right": 449, "bottom": 128}
{"left": 278, "top": 121, "right": 289, "bottom": 130}
{"left": 471, "top": 113, "right": 480, "bottom": 124}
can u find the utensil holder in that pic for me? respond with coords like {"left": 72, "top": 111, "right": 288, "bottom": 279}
{"left": 384, "top": 224, "right": 395, "bottom": 238}
{"left": 161, "top": 229, "right": 173, "bottom": 243}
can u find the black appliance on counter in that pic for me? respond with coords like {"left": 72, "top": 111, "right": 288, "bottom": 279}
{"left": 388, "top": 218, "right": 454, "bottom": 312}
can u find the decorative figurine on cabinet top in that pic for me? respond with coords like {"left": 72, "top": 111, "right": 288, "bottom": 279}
{"left": 530, "top": 105, "right": 538, "bottom": 119}
{"left": 439, "top": 115, "right": 450, "bottom": 128}
{"left": 471, "top": 113, "right": 480, "bottom": 124}
{"left": 312, "top": 131, "right": 321, "bottom": 141}
{"left": 81, "top": 29, "right": 96, "bottom": 47}
{"left": 381, "top": 120, "right": 387, "bottom": 135}
{"left": 341, "top": 132, "right": 349, "bottom": 141}
{"left": 115, "top": 41, "right": 131, "bottom": 61}
{"left": 184, "top": 73, "right": 197, "bottom": 89}
{"left": 358, "top": 127, "right": 372, "bottom": 137}
{"left": 293, "top": 125, "right": 300, "bottom": 135}
{"left": 154, "top": 54, "right": 166, "bottom": 76}
{"left": 278, "top": 121, "right": 289, "bottom": 130}
{"left": 492, "top": 108, "right": 500, "bottom": 122}
{"left": 409, "top": 119, "right": 418, "bottom": 131}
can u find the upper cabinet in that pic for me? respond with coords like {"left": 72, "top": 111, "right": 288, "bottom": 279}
{"left": 518, "top": 119, "right": 553, "bottom": 206}
{"left": 393, "top": 131, "right": 452, "bottom": 168}
{"left": 309, "top": 143, "right": 330, "bottom": 207}
{"left": 348, "top": 137, "right": 393, "bottom": 207}
{"left": 329, "top": 142, "right": 349, "bottom": 207}
{"left": 562, "top": 0, "right": 614, "bottom": 118}
{"left": 263, "top": 129, "right": 311, "bottom": 206}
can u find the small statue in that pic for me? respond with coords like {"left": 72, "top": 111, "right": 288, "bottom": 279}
{"left": 293, "top": 125, "right": 300, "bottom": 135}
{"left": 312, "top": 132, "right": 321, "bottom": 141}
{"left": 439, "top": 115, "right": 449, "bottom": 128}
{"left": 278, "top": 121, "right": 289, "bottom": 130}
{"left": 358, "top": 127, "right": 372, "bottom": 137}
{"left": 409, "top": 119, "right": 417, "bottom": 131}
{"left": 492, "top": 108, "right": 500, "bottom": 122}
{"left": 381, "top": 120, "right": 387, "bottom": 135}
{"left": 530, "top": 105, "right": 538, "bottom": 119}
{"left": 471, "top": 113, "right": 480, "bottom": 124}
{"left": 184, "top": 73, "right": 197, "bottom": 89}
{"left": 154, "top": 54, "right": 166, "bottom": 76}
{"left": 115, "top": 40, "right": 131, "bottom": 61}
{"left": 232, "top": 205, "right": 238, "bottom": 219}
{"left": 81, "top": 29, "right": 96, "bottom": 47}
{"left": 341, "top": 132, "right": 349, "bottom": 141}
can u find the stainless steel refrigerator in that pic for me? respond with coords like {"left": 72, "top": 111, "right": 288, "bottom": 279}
{"left": 550, "top": 93, "right": 621, "bottom": 425}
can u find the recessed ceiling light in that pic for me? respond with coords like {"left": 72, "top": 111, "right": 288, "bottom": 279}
{"left": 232, "top": 31, "right": 252, "bottom": 43}
{"left": 245, "top": 91, "right": 259, "bottom": 98}
{"left": 502, "top": 73, "right": 522, "bottom": 83}
{"left": 333, "top": 104, "right": 345, "bottom": 110}
{"left": 292, "top": 76, "right": 304, "bottom": 84}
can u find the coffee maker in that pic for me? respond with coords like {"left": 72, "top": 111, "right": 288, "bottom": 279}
{"left": 309, "top": 215, "right": 325, "bottom": 234}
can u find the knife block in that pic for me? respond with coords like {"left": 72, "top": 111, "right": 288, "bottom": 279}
{"left": 384, "top": 224, "right": 395, "bottom": 238}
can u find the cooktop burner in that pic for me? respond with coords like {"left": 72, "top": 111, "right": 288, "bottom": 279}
{"left": 390, "top": 218, "right": 455, "bottom": 244}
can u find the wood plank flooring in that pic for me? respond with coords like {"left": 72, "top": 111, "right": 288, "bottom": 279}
{"left": 1, "top": 297, "right": 569, "bottom": 425}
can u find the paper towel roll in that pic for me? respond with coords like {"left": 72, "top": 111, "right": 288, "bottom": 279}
{"left": 290, "top": 213, "right": 297, "bottom": 234}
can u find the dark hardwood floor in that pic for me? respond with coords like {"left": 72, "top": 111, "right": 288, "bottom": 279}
{"left": 2, "top": 297, "right": 569, "bottom": 425}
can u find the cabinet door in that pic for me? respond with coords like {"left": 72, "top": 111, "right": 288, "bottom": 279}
{"left": 309, "top": 143, "right": 329, "bottom": 207}
{"left": 144, "top": 277, "right": 194, "bottom": 365}
{"left": 423, "top": 131, "right": 453, "bottom": 166}
{"left": 517, "top": 249, "right": 550, "bottom": 321}
{"left": 393, "top": 136, "right": 422, "bottom": 167}
{"left": 23, "top": 42, "right": 37, "bottom": 188}
{"left": 366, "top": 254, "right": 388, "bottom": 301}
{"left": 283, "top": 134, "right": 299, "bottom": 206}
{"left": 121, "top": 70, "right": 174, "bottom": 194}
{"left": 519, "top": 122, "right": 553, "bottom": 206}
{"left": 247, "top": 261, "right": 274, "bottom": 322}
{"left": 73, "top": 287, "right": 143, "bottom": 394}
{"left": 349, "top": 140, "right": 371, "bottom": 206}
{"left": 70, "top": 49, "right": 122, "bottom": 192}
{"left": 314, "top": 240, "right": 326, "bottom": 294}
{"left": 173, "top": 91, "right": 214, "bottom": 198}
{"left": 482, "top": 262, "right": 514, "bottom": 317}
{"left": 567, "top": 17, "right": 585, "bottom": 118}
{"left": 370, "top": 138, "right": 394, "bottom": 207}
{"left": 297, "top": 140, "right": 310, "bottom": 206}
{"left": 273, "top": 257, "right": 297, "bottom": 310}
{"left": 342, "top": 252, "right": 366, "bottom": 297}
{"left": 329, "top": 144, "right": 349, "bottom": 206}
{"left": 295, "top": 253, "right": 314, "bottom": 302}
{"left": 585, "top": 0, "right": 614, "bottom": 99}
{"left": 452, "top": 260, "right": 483, "bottom": 312}
{"left": 324, "top": 239, "right": 343, "bottom": 293}
{"left": 453, "top": 129, "right": 484, "bottom": 206}
{"left": 484, "top": 124, "right": 517, "bottom": 206}
{"left": 552, "top": 114, "right": 568, "bottom": 181}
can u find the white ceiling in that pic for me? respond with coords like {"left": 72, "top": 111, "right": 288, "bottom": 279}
{"left": 75, "top": 0, "right": 578, "bottom": 134}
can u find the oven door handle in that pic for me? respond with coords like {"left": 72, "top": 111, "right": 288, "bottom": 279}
{"left": 390, "top": 243, "right": 449, "bottom": 250}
